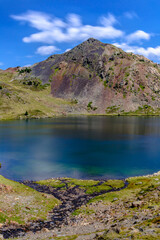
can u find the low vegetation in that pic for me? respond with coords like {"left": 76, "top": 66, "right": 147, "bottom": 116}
{"left": 0, "top": 175, "right": 60, "bottom": 225}
{"left": 36, "top": 178, "right": 125, "bottom": 195}
{"left": 0, "top": 70, "right": 73, "bottom": 120}
{"left": 17, "top": 68, "right": 32, "bottom": 74}
{"left": 1, "top": 174, "right": 160, "bottom": 239}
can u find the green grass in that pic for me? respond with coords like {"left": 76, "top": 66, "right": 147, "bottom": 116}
{"left": 139, "top": 84, "right": 145, "bottom": 90}
{"left": 89, "top": 174, "right": 160, "bottom": 204}
{"left": 0, "top": 175, "right": 60, "bottom": 225}
{"left": 36, "top": 178, "right": 125, "bottom": 195}
{"left": 54, "top": 236, "right": 77, "bottom": 240}
{"left": 36, "top": 178, "right": 100, "bottom": 191}
{"left": 65, "top": 178, "right": 99, "bottom": 188}
{"left": 0, "top": 70, "right": 72, "bottom": 120}
{"left": 72, "top": 207, "right": 95, "bottom": 216}
{"left": 71, "top": 174, "right": 160, "bottom": 221}
{"left": 36, "top": 179, "right": 66, "bottom": 189}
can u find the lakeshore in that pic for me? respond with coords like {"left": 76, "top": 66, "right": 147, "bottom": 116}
{"left": 0, "top": 172, "right": 160, "bottom": 239}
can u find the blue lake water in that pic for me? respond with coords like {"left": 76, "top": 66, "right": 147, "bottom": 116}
{"left": 1, "top": 116, "right": 160, "bottom": 181}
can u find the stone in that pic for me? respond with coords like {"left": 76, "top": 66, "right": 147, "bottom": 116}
{"left": 131, "top": 201, "right": 143, "bottom": 208}
{"left": 113, "top": 198, "right": 118, "bottom": 201}
{"left": 154, "top": 85, "right": 159, "bottom": 92}
{"left": 130, "top": 228, "right": 139, "bottom": 234}
{"left": 42, "top": 228, "right": 50, "bottom": 232}
{"left": 113, "top": 227, "right": 121, "bottom": 234}
{"left": 137, "top": 195, "right": 143, "bottom": 200}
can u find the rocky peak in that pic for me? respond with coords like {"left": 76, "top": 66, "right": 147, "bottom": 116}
{"left": 15, "top": 38, "right": 160, "bottom": 115}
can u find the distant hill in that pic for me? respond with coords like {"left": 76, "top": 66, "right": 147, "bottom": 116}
{"left": 1, "top": 38, "right": 160, "bottom": 119}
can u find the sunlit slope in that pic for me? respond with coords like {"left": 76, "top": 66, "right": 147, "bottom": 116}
{"left": 0, "top": 69, "right": 74, "bottom": 120}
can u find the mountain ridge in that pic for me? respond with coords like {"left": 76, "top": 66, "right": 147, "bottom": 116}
{"left": 23, "top": 38, "right": 160, "bottom": 114}
{"left": 1, "top": 38, "right": 160, "bottom": 119}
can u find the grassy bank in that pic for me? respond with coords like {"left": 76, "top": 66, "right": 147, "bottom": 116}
{"left": 0, "top": 175, "right": 60, "bottom": 225}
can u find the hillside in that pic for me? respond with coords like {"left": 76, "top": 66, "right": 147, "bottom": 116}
{"left": 1, "top": 38, "right": 160, "bottom": 119}
{"left": 0, "top": 68, "right": 73, "bottom": 120}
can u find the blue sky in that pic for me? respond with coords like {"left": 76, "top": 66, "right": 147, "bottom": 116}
{"left": 1, "top": 0, "right": 160, "bottom": 69}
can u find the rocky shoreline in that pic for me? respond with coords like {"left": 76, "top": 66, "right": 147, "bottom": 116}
{"left": 0, "top": 174, "right": 160, "bottom": 239}
{"left": 0, "top": 179, "right": 128, "bottom": 239}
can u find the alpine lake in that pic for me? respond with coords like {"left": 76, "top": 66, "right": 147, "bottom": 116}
{"left": 1, "top": 116, "right": 160, "bottom": 181}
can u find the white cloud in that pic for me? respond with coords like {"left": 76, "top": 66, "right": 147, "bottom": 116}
{"left": 124, "top": 11, "right": 138, "bottom": 19}
{"left": 11, "top": 11, "right": 124, "bottom": 44}
{"left": 23, "top": 64, "right": 32, "bottom": 67}
{"left": 11, "top": 11, "right": 66, "bottom": 31}
{"left": 100, "top": 13, "right": 118, "bottom": 26}
{"left": 36, "top": 45, "right": 60, "bottom": 55}
{"left": 126, "top": 30, "right": 151, "bottom": 43}
{"left": 67, "top": 14, "right": 82, "bottom": 27}
{"left": 114, "top": 42, "right": 160, "bottom": 60}
{"left": 0, "top": 62, "right": 3, "bottom": 66}
{"left": 11, "top": 10, "right": 159, "bottom": 62}
{"left": 65, "top": 48, "right": 71, "bottom": 52}
{"left": 26, "top": 55, "right": 34, "bottom": 58}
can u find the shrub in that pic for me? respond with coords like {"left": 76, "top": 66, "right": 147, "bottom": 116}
{"left": 139, "top": 84, "right": 145, "bottom": 90}
{"left": 18, "top": 68, "right": 32, "bottom": 74}
{"left": 24, "top": 111, "right": 28, "bottom": 116}
{"left": 87, "top": 102, "right": 97, "bottom": 111}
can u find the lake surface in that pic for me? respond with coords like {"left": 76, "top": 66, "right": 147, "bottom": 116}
{"left": 1, "top": 116, "right": 160, "bottom": 181}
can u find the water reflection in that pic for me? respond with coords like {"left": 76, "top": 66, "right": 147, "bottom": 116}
{"left": 0, "top": 116, "right": 160, "bottom": 181}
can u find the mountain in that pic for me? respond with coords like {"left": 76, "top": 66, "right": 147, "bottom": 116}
{"left": 1, "top": 38, "right": 160, "bottom": 119}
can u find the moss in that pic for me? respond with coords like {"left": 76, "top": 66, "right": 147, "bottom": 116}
{"left": 103, "top": 81, "right": 107, "bottom": 87}
{"left": 152, "top": 96, "right": 155, "bottom": 101}
{"left": 109, "top": 67, "right": 113, "bottom": 71}
{"left": 54, "top": 236, "right": 77, "bottom": 240}
{"left": 125, "top": 72, "right": 130, "bottom": 77}
{"left": 85, "top": 185, "right": 112, "bottom": 194}
{"left": 54, "top": 68, "right": 59, "bottom": 75}
{"left": 106, "top": 179, "right": 124, "bottom": 189}
{"left": 139, "top": 84, "right": 145, "bottom": 90}
{"left": 72, "top": 74, "right": 76, "bottom": 79}
{"left": 90, "top": 174, "right": 160, "bottom": 204}
{"left": 65, "top": 178, "right": 99, "bottom": 188}
{"left": 123, "top": 93, "right": 126, "bottom": 98}
{"left": 72, "top": 207, "right": 95, "bottom": 216}
{"left": 36, "top": 179, "right": 66, "bottom": 189}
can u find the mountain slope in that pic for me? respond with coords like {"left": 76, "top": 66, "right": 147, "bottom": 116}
{"left": 0, "top": 69, "right": 73, "bottom": 120}
{"left": 18, "top": 38, "right": 160, "bottom": 115}
{"left": 2, "top": 38, "right": 160, "bottom": 118}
